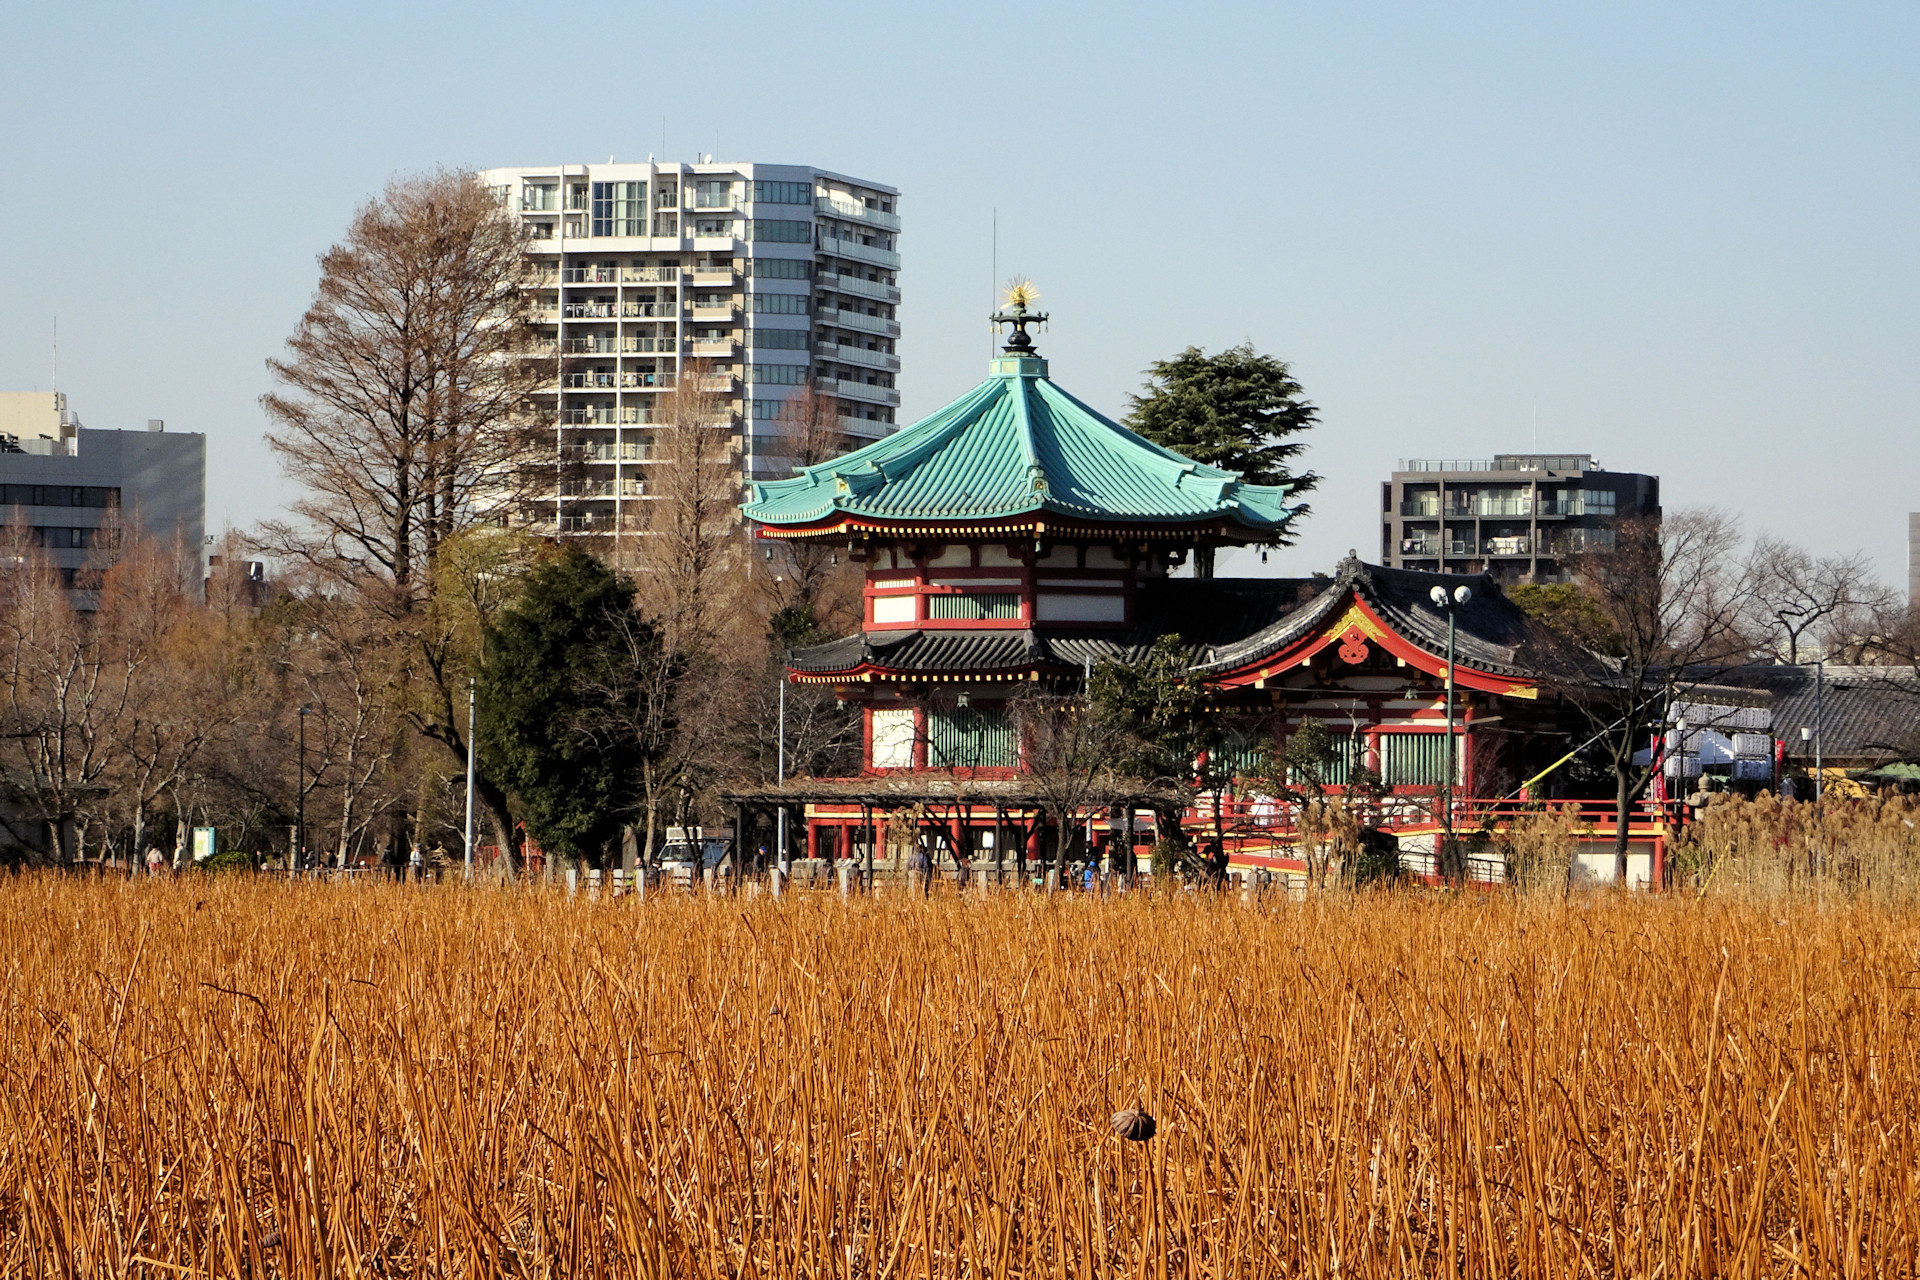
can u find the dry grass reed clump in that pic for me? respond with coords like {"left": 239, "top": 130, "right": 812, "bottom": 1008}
{"left": 2, "top": 877, "right": 1917, "bottom": 1277}
{"left": 1678, "top": 791, "right": 1920, "bottom": 900}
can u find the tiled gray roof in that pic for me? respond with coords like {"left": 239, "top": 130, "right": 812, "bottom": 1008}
{"left": 1197, "top": 558, "right": 1549, "bottom": 677}
{"left": 1717, "top": 665, "right": 1920, "bottom": 763}
{"left": 787, "top": 577, "right": 1312, "bottom": 676}
{"left": 788, "top": 560, "right": 1552, "bottom": 681}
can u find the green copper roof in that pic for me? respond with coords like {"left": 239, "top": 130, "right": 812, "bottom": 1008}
{"left": 742, "top": 356, "right": 1298, "bottom": 534}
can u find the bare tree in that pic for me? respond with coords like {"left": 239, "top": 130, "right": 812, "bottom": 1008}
{"left": 635, "top": 357, "right": 747, "bottom": 652}
{"left": 606, "top": 359, "right": 759, "bottom": 861}
{"left": 1010, "top": 689, "right": 1133, "bottom": 882}
{"left": 755, "top": 387, "right": 863, "bottom": 636}
{"left": 0, "top": 533, "right": 191, "bottom": 863}
{"left": 1742, "top": 535, "right": 1897, "bottom": 664}
{"left": 1537, "top": 510, "right": 1755, "bottom": 882}
{"left": 259, "top": 171, "right": 549, "bottom": 863}
{"left": 261, "top": 170, "right": 549, "bottom": 604}
{"left": 96, "top": 535, "right": 248, "bottom": 865}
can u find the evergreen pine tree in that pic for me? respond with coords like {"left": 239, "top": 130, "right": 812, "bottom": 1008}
{"left": 1124, "top": 342, "right": 1320, "bottom": 503}
{"left": 477, "top": 547, "right": 658, "bottom": 867}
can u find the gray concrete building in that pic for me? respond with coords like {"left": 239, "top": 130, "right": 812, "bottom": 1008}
{"left": 0, "top": 392, "right": 206, "bottom": 588}
{"left": 1380, "top": 453, "right": 1660, "bottom": 586}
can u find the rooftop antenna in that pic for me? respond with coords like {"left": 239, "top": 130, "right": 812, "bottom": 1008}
{"left": 990, "top": 209, "right": 997, "bottom": 360}
{"left": 51, "top": 315, "right": 57, "bottom": 393}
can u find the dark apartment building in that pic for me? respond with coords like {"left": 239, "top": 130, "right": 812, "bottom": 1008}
{"left": 1380, "top": 454, "right": 1659, "bottom": 585}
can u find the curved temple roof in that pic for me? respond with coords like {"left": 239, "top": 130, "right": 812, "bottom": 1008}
{"left": 783, "top": 559, "right": 1557, "bottom": 694}
{"left": 742, "top": 355, "right": 1297, "bottom": 539}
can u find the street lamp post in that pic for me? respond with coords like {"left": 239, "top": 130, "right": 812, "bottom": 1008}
{"left": 776, "top": 656, "right": 789, "bottom": 877}
{"left": 1429, "top": 584, "right": 1473, "bottom": 883}
{"left": 1814, "top": 658, "right": 1826, "bottom": 803}
{"left": 463, "top": 676, "right": 477, "bottom": 879}
{"left": 295, "top": 704, "right": 311, "bottom": 875}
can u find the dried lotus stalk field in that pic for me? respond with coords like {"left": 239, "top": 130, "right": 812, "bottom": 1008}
{"left": 1, "top": 876, "right": 1916, "bottom": 1277}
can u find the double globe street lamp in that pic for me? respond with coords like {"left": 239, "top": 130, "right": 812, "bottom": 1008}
{"left": 1429, "top": 584, "right": 1473, "bottom": 882}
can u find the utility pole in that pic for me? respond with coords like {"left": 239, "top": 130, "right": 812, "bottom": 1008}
{"left": 464, "top": 676, "right": 477, "bottom": 878}
{"left": 776, "top": 658, "right": 789, "bottom": 874}
{"left": 295, "top": 704, "right": 310, "bottom": 874}
{"left": 1814, "top": 657, "right": 1825, "bottom": 804}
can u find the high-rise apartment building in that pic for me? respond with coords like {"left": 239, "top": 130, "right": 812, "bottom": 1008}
{"left": 1908, "top": 512, "right": 1919, "bottom": 609}
{"left": 1379, "top": 454, "right": 1659, "bottom": 585}
{"left": 0, "top": 392, "right": 206, "bottom": 590}
{"left": 477, "top": 160, "right": 901, "bottom": 537}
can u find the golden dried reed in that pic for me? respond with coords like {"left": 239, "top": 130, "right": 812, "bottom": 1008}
{"left": 0, "top": 877, "right": 1916, "bottom": 1277}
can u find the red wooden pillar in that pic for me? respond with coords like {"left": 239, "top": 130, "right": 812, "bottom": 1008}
{"left": 805, "top": 820, "right": 820, "bottom": 861}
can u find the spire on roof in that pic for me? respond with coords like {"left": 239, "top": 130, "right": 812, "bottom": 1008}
{"left": 990, "top": 279, "right": 1049, "bottom": 356}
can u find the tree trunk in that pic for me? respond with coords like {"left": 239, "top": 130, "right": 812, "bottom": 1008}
{"left": 1614, "top": 764, "right": 1633, "bottom": 885}
{"left": 1193, "top": 545, "right": 1216, "bottom": 579}
{"left": 641, "top": 759, "right": 660, "bottom": 872}
{"left": 474, "top": 773, "right": 520, "bottom": 875}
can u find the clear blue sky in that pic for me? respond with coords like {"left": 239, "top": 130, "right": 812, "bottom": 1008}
{"left": 4, "top": 1, "right": 1916, "bottom": 584}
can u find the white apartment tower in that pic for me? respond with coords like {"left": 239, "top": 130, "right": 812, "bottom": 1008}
{"left": 477, "top": 160, "right": 901, "bottom": 536}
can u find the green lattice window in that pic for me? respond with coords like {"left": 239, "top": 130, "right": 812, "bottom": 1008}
{"left": 927, "top": 707, "right": 1016, "bottom": 768}
{"left": 1379, "top": 732, "right": 1463, "bottom": 786}
{"left": 1286, "top": 733, "right": 1361, "bottom": 786}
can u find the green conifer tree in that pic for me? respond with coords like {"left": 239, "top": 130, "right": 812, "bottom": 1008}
{"left": 1125, "top": 343, "right": 1320, "bottom": 573}
{"left": 477, "top": 547, "right": 659, "bottom": 868}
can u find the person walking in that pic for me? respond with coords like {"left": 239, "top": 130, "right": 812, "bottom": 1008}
{"left": 909, "top": 844, "right": 932, "bottom": 897}
{"left": 408, "top": 842, "right": 424, "bottom": 883}
{"left": 145, "top": 847, "right": 165, "bottom": 878}
{"left": 1202, "top": 838, "right": 1229, "bottom": 890}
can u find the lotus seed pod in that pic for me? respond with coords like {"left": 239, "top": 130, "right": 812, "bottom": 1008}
{"left": 1110, "top": 1108, "right": 1156, "bottom": 1141}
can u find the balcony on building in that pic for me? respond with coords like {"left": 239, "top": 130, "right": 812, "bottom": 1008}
{"left": 816, "top": 270, "right": 900, "bottom": 304}
{"left": 817, "top": 376, "right": 900, "bottom": 407}
{"left": 816, "top": 305, "right": 901, "bottom": 338}
{"left": 817, "top": 235, "right": 901, "bottom": 270}
{"left": 818, "top": 342, "right": 900, "bottom": 373}
{"left": 814, "top": 195, "right": 902, "bottom": 232}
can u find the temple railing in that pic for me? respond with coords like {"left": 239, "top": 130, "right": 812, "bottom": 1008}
{"left": 1188, "top": 795, "right": 1686, "bottom": 838}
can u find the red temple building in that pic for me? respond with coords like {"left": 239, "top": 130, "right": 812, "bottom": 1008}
{"left": 734, "top": 304, "right": 1682, "bottom": 887}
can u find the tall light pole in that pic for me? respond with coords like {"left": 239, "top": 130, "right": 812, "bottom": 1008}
{"left": 1429, "top": 584, "right": 1472, "bottom": 882}
{"left": 464, "top": 675, "right": 477, "bottom": 878}
{"left": 1814, "top": 657, "right": 1826, "bottom": 804}
{"left": 295, "top": 704, "right": 311, "bottom": 874}
{"left": 776, "top": 656, "right": 789, "bottom": 875}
